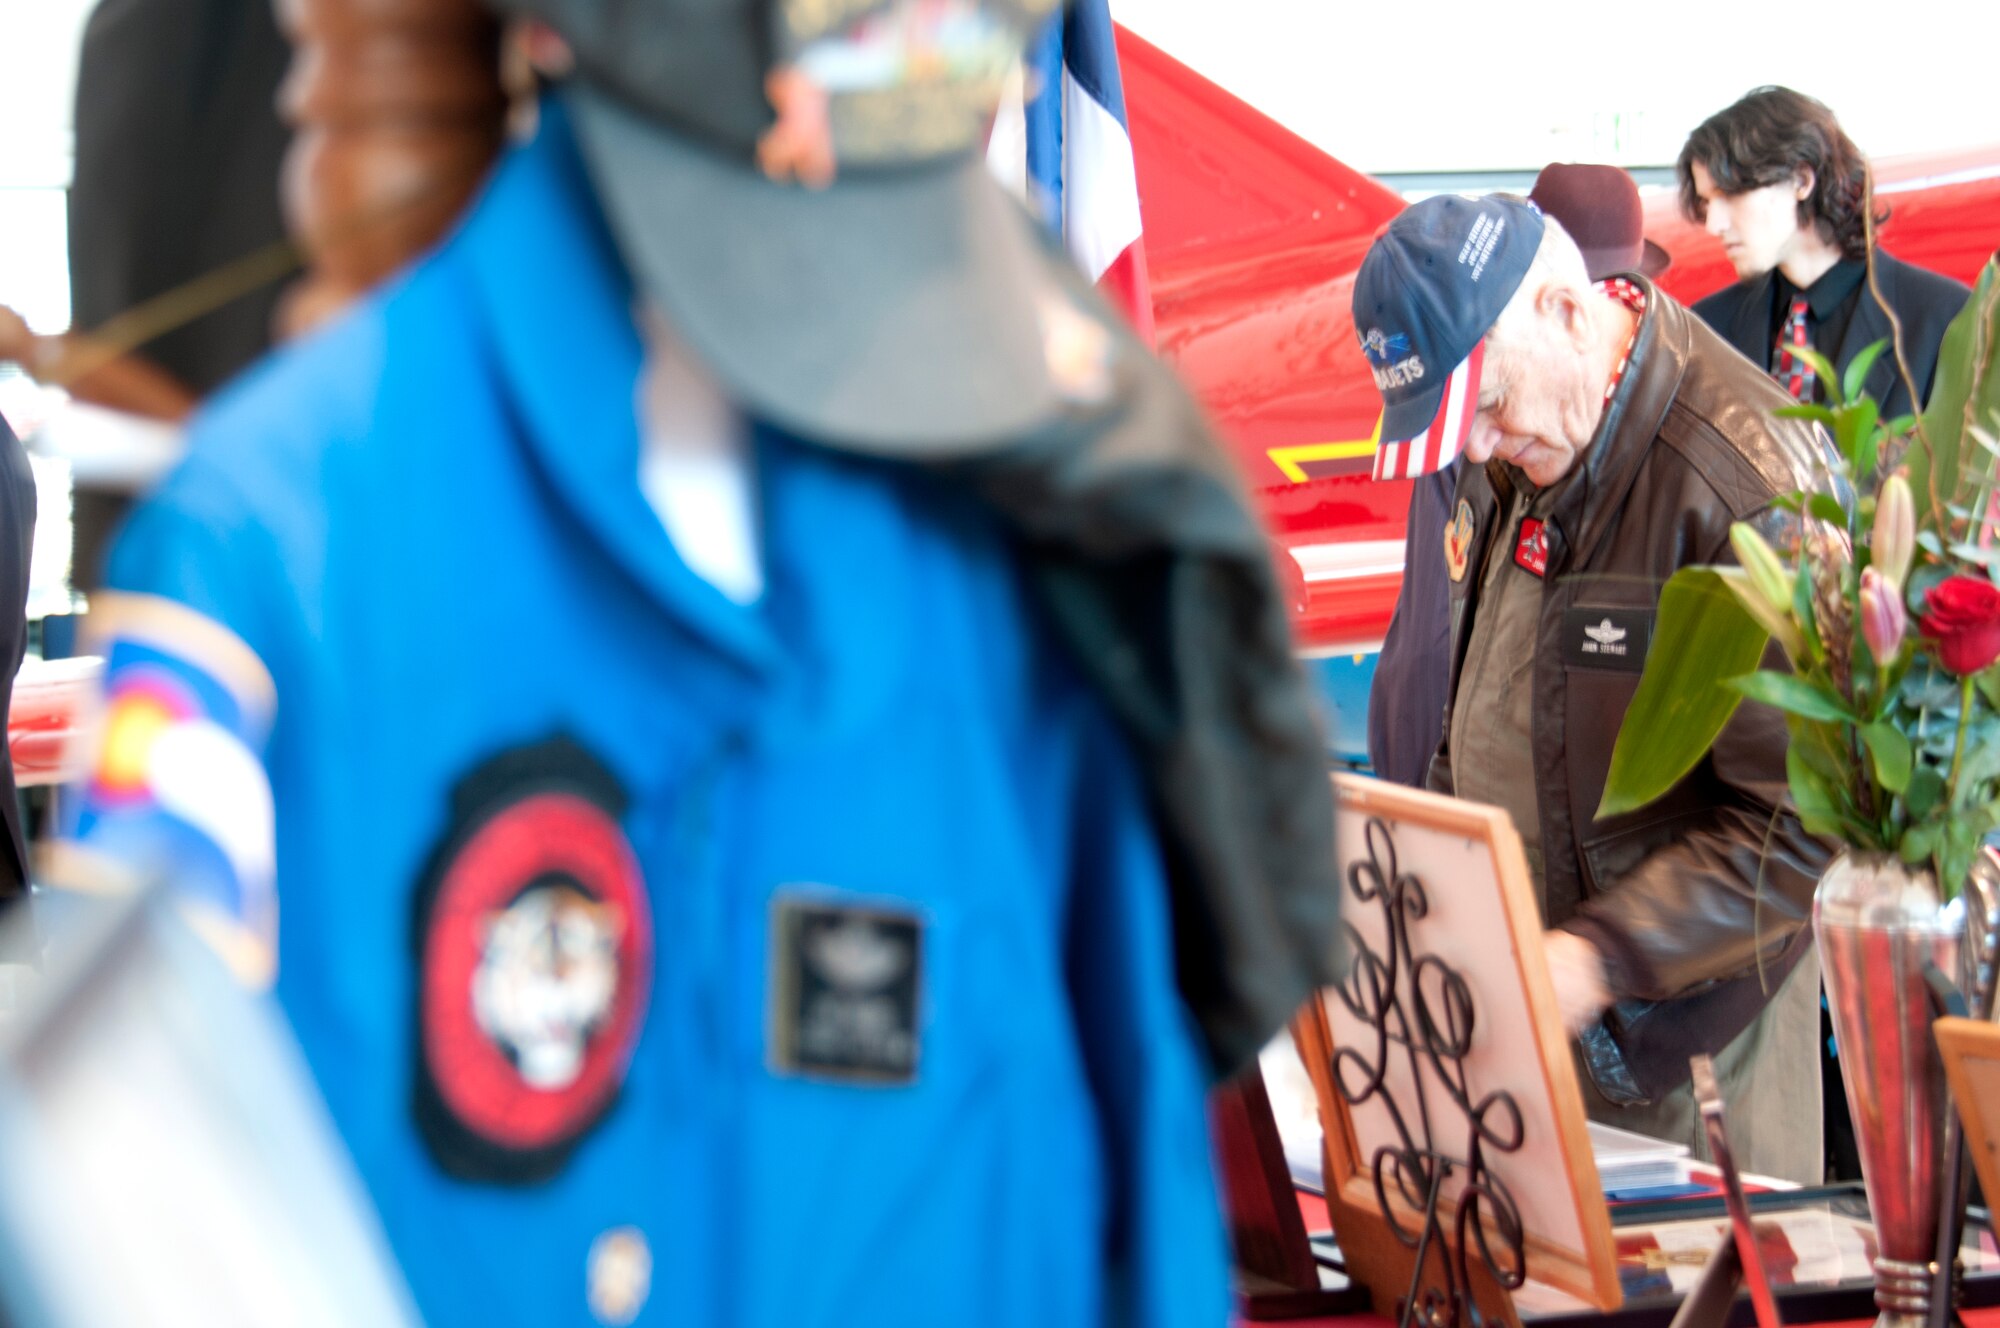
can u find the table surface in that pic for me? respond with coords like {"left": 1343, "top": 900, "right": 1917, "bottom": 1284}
{"left": 1246, "top": 1298, "right": 2000, "bottom": 1328}
{"left": 1249, "top": 1313, "right": 2000, "bottom": 1328}
{"left": 1238, "top": 1191, "right": 2000, "bottom": 1328}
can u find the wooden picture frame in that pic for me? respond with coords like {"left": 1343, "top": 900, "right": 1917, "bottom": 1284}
{"left": 1937, "top": 1015, "right": 2000, "bottom": 1215}
{"left": 1292, "top": 774, "right": 1622, "bottom": 1318}
{"left": 1212, "top": 1064, "right": 1368, "bottom": 1319}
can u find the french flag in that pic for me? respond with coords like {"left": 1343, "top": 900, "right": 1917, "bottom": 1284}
{"left": 990, "top": 0, "right": 1154, "bottom": 343}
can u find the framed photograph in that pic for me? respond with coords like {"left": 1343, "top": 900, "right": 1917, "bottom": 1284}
{"left": 1938, "top": 1015, "right": 2000, "bottom": 1220}
{"left": 1516, "top": 1185, "right": 2000, "bottom": 1327}
{"left": 1211, "top": 1063, "right": 1369, "bottom": 1321}
{"left": 1293, "top": 774, "right": 1622, "bottom": 1314}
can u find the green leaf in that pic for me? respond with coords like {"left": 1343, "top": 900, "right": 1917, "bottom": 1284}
{"left": 1788, "top": 713, "right": 1849, "bottom": 780}
{"left": 1945, "top": 541, "right": 2000, "bottom": 576}
{"left": 1943, "top": 817, "right": 1987, "bottom": 901}
{"left": 1843, "top": 338, "right": 1892, "bottom": 405}
{"left": 1901, "top": 819, "right": 1943, "bottom": 865}
{"left": 1956, "top": 722, "right": 2000, "bottom": 794}
{"left": 1728, "top": 670, "right": 1853, "bottom": 721}
{"left": 1977, "top": 666, "right": 2000, "bottom": 713}
{"left": 1787, "top": 740, "right": 1845, "bottom": 837}
{"left": 1912, "top": 258, "right": 2000, "bottom": 524}
{"left": 1598, "top": 568, "right": 1771, "bottom": 819}
{"left": 1884, "top": 413, "right": 1918, "bottom": 439}
{"left": 1859, "top": 721, "right": 1914, "bottom": 793}
{"left": 1775, "top": 403, "right": 1838, "bottom": 427}
{"left": 1906, "top": 562, "right": 1950, "bottom": 619}
{"left": 1845, "top": 396, "right": 1883, "bottom": 478}
{"left": 1791, "top": 559, "right": 1823, "bottom": 661}
{"left": 1807, "top": 492, "right": 1851, "bottom": 528}
{"left": 1899, "top": 653, "right": 1960, "bottom": 709}
{"left": 1905, "top": 765, "right": 1948, "bottom": 817}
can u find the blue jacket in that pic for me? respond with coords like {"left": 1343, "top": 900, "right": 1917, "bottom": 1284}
{"left": 71, "top": 103, "right": 1226, "bottom": 1327}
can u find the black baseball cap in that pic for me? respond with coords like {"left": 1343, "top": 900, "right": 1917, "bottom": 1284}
{"left": 491, "top": 0, "right": 1105, "bottom": 452}
{"left": 1351, "top": 194, "right": 1545, "bottom": 444}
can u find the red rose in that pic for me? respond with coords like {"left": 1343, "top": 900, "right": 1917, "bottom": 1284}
{"left": 1918, "top": 575, "right": 2000, "bottom": 675}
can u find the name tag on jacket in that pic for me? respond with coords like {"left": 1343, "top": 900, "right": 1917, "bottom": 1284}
{"left": 1562, "top": 606, "right": 1653, "bottom": 672}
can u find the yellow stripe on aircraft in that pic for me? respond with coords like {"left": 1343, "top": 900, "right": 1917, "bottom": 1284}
{"left": 1267, "top": 412, "right": 1383, "bottom": 484}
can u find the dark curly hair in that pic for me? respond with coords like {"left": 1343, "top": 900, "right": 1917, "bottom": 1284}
{"left": 1676, "top": 86, "right": 1885, "bottom": 260}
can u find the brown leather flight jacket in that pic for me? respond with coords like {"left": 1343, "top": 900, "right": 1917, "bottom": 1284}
{"left": 1428, "top": 278, "right": 1833, "bottom": 1106}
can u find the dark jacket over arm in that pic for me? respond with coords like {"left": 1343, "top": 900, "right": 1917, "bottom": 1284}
{"left": 947, "top": 250, "right": 1342, "bottom": 1078}
{"left": 1369, "top": 463, "right": 1457, "bottom": 787}
{"left": 0, "top": 414, "right": 35, "bottom": 917}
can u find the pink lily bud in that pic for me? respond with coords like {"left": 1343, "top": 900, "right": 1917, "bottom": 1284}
{"left": 1874, "top": 474, "right": 1915, "bottom": 591}
{"left": 1860, "top": 565, "right": 1907, "bottom": 663}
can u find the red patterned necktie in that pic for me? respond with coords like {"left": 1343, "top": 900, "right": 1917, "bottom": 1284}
{"left": 1773, "top": 295, "right": 1814, "bottom": 400}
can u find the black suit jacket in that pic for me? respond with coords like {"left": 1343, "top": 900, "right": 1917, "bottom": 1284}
{"left": 0, "top": 416, "right": 34, "bottom": 908}
{"left": 1691, "top": 250, "right": 1970, "bottom": 419}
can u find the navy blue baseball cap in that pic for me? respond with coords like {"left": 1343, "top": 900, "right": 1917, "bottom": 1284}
{"left": 1352, "top": 194, "right": 1546, "bottom": 445}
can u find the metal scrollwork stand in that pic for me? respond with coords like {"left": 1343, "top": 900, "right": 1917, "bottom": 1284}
{"left": 1332, "top": 817, "right": 1528, "bottom": 1328}
{"left": 1923, "top": 863, "right": 2000, "bottom": 1328}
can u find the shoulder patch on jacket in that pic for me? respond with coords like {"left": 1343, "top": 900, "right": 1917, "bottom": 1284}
{"left": 69, "top": 591, "right": 279, "bottom": 988}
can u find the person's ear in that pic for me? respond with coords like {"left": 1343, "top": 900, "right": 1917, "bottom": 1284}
{"left": 1539, "top": 282, "right": 1589, "bottom": 351}
{"left": 1794, "top": 165, "right": 1816, "bottom": 202}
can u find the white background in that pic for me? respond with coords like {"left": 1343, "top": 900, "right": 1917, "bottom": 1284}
{"left": 1111, "top": 0, "right": 2000, "bottom": 175}
{"left": 4, "top": 0, "right": 2000, "bottom": 337}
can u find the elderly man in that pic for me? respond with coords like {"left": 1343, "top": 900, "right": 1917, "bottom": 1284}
{"left": 1353, "top": 194, "right": 1830, "bottom": 1180}
{"left": 1368, "top": 163, "right": 1668, "bottom": 789}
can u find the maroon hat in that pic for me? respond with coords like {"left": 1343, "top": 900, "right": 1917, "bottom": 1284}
{"left": 1528, "top": 162, "right": 1671, "bottom": 282}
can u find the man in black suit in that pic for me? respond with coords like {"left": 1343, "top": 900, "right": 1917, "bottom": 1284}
{"left": 0, "top": 414, "right": 36, "bottom": 932}
{"left": 1679, "top": 86, "right": 1968, "bottom": 420}
{"left": 1682, "top": 86, "right": 1968, "bottom": 1185}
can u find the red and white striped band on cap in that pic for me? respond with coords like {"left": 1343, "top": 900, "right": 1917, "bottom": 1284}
{"left": 1371, "top": 339, "right": 1487, "bottom": 482}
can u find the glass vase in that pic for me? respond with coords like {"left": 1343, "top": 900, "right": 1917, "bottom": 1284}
{"left": 1815, "top": 848, "right": 2000, "bottom": 1328}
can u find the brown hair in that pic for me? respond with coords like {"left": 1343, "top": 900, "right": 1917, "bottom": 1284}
{"left": 1676, "top": 86, "right": 1884, "bottom": 260}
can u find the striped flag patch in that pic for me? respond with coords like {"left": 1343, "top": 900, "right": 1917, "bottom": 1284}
{"left": 1371, "top": 339, "right": 1486, "bottom": 481}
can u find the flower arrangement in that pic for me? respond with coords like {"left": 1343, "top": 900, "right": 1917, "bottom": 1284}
{"left": 1600, "top": 258, "right": 2000, "bottom": 898}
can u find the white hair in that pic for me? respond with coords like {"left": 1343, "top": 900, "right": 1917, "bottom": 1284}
{"left": 1486, "top": 216, "right": 1592, "bottom": 348}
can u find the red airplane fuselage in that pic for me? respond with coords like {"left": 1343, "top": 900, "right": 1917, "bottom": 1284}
{"left": 1120, "top": 27, "right": 2000, "bottom": 657}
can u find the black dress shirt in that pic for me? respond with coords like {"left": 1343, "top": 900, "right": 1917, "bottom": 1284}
{"left": 1767, "top": 258, "right": 1868, "bottom": 392}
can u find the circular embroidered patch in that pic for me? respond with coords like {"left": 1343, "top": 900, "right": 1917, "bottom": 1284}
{"left": 413, "top": 738, "right": 651, "bottom": 1183}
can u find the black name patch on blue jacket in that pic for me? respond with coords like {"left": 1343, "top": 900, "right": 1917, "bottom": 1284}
{"left": 1562, "top": 606, "right": 1652, "bottom": 672}
{"left": 770, "top": 895, "right": 923, "bottom": 1084}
